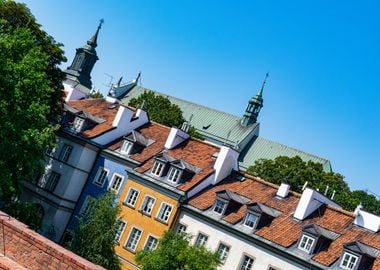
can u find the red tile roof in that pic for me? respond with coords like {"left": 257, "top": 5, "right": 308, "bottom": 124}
{"left": 188, "top": 174, "right": 380, "bottom": 268}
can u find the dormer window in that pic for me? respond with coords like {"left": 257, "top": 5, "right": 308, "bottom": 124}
{"left": 340, "top": 252, "right": 359, "bottom": 270}
{"left": 244, "top": 212, "right": 259, "bottom": 228}
{"left": 298, "top": 234, "right": 315, "bottom": 253}
{"left": 73, "top": 117, "right": 85, "bottom": 132}
{"left": 120, "top": 140, "right": 133, "bottom": 155}
{"left": 167, "top": 167, "right": 182, "bottom": 183}
{"left": 151, "top": 161, "right": 165, "bottom": 177}
{"left": 213, "top": 199, "right": 227, "bottom": 215}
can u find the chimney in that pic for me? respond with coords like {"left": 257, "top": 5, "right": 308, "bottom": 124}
{"left": 354, "top": 205, "right": 380, "bottom": 232}
{"left": 213, "top": 146, "right": 239, "bottom": 184}
{"left": 164, "top": 127, "right": 190, "bottom": 149}
{"left": 276, "top": 183, "right": 290, "bottom": 198}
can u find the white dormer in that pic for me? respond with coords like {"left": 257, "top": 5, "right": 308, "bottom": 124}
{"left": 353, "top": 205, "right": 380, "bottom": 232}
{"left": 164, "top": 128, "right": 190, "bottom": 149}
{"left": 294, "top": 188, "right": 341, "bottom": 220}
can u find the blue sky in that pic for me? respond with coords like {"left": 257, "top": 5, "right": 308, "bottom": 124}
{"left": 21, "top": 0, "right": 379, "bottom": 194}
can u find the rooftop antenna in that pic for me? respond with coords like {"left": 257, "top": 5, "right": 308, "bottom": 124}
{"left": 324, "top": 185, "right": 329, "bottom": 196}
{"left": 139, "top": 100, "right": 145, "bottom": 110}
{"left": 302, "top": 181, "right": 308, "bottom": 191}
{"left": 103, "top": 73, "right": 114, "bottom": 88}
{"left": 331, "top": 190, "right": 336, "bottom": 200}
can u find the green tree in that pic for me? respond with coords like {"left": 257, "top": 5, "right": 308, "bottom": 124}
{"left": 247, "top": 156, "right": 380, "bottom": 214}
{"left": 69, "top": 193, "right": 121, "bottom": 270}
{"left": 0, "top": 0, "right": 65, "bottom": 200}
{"left": 128, "top": 91, "right": 185, "bottom": 127}
{"left": 3, "top": 201, "right": 43, "bottom": 230}
{"left": 136, "top": 230, "right": 220, "bottom": 270}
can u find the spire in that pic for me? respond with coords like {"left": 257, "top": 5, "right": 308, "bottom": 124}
{"left": 258, "top": 72, "right": 269, "bottom": 97}
{"left": 87, "top": 19, "right": 104, "bottom": 48}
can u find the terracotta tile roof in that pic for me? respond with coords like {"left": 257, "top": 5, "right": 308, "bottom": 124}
{"left": 136, "top": 137, "right": 219, "bottom": 192}
{"left": 67, "top": 98, "right": 121, "bottom": 138}
{"left": 187, "top": 174, "right": 380, "bottom": 268}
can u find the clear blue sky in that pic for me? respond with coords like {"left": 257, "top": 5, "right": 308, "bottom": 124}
{"left": 21, "top": 0, "right": 379, "bottom": 194}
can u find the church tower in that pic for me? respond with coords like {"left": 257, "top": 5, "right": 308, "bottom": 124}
{"left": 241, "top": 73, "right": 267, "bottom": 127}
{"left": 64, "top": 20, "right": 103, "bottom": 89}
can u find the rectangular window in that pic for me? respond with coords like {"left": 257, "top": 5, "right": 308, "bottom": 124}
{"left": 151, "top": 161, "right": 165, "bottom": 177}
{"left": 213, "top": 199, "right": 227, "bottom": 215}
{"left": 59, "top": 144, "right": 73, "bottom": 162}
{"left": 109, "top": 174, "right": 123, "bottom": 192}
{"left": 298, "top": 234, "right": 315, "bottom": 253}
{"left": 340, "top": 252, "right": 359, "bottom": 270}
{"left": 124, "top": 188, "right": 139, "bottom": 207}
{"left": 140, "top": 195, "right": 156, "bottom": 215}
{"left": 167, "top": 167, "right": 181, "bottom": 183}
{"left": 44, "top": 172, "right": 60, "bottom": 192}
{"left": 80, "top": 196, "right": 95, "bottom": 216}
{"left": 114, "top": 219, "right": 127, "bottom": 243}
{"left": 240, "top": 255, "right": 254, "bottom": 270}
{"left": 244, "top": 212, "right": 258, "bottom": 228}
{"left": 93, "top": 167, "right": 109, "bottom": 187}
{"left": 144, "top": 235, "right": 158, "bottom": 251}
{"left": 156, "top": 202, "right": 173, "bottom": 223}
{"left": 176, "top": 223, "right": 187, "bottom": 233}
{"left": 194, "top": 233, "right": 208, "bottom": 247}
{"left": 73, "top": 117, "right": 85, "bottom": 132}
{"left": 120, "top": 140, "right": 133, "bottom": 155}
{"left": 125, "top": 227, "right": 142, "bottom": 252}
{"left": 217, "top": 243, "right": 230, "bottom": 263}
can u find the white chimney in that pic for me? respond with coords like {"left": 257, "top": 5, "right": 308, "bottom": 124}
{"left": 213, "top": 146, "right": 239, "bottom": 184}
{"left": 277, "top": 183, "right": 290, "bottom": 198}
{"left": 164, "top": 127, "right": 190, "bottom": 149}
{"left": 354, "top": 205, "right": 380, "bottom": 232}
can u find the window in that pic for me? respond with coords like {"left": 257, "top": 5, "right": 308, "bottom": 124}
{"left": 298, "top": 234, "right": 315, "bottom": 253}
{"left": 244, "top": 212, "right": 258, "bottom": 228}
{"left": 109, "top": 174, "right": 124, "bottom": 192}
{"left": 58, "top": 144, "right": 73, "bottom": 162}
{"left": 93, "top": 167, "right": 109, "bottom": 187}
{"left": 195, "top": 233, "right": 208, "bottom": 247}
{"left": 167, "top": 167, "right": 181, "bottom": 183}
{"left": 114, "top": 219, "right": 127, "bottom": 243}
{"left": 156, "top": 202, "right": 173, "bottom": 223}
{"left": 80, "top": 196, "right": 95, "bottom": 216}
{"left": 213, "top": 199, "right": 227, "bottom": 215}
{"left": 217, "top": 243, "right": 230, "bottom": 263}
{"left": 124, "top": 188, "right": 139, "bottom": 207}
{"left": 125, "top": 227, "right": 142, "bottom": 252}
{"left": 44, "top": 172, "right": 60, "bottom": 192}
{"left": 151, "top": 161, "right": 165, "bottom": 176}
{"left": 240, "top": 255, "right": 254, "bottom": 270}
{"left": 140, "top": 196, "right": 156, "bottom": 215}
{"left": 144, "top": 236, "right": 158, "bottom": 250}
{"left": 176, "top": 223, "right": 187, "bottom": 233}
{"left": 73, "top": 117, "right": 85, "bottom": 132}
{"left": 268, "top": 267, "right": 280, "bottom": 270}
{"left": 340, "top": 252, "right": 359, "bottom": 270}
{"left": 120, "top": 140, "right": 133, "bottom": 155}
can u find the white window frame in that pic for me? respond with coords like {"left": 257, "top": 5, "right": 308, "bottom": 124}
{"left": 167, "top": 166, "right": 182, "bottom": 183}
{"left": 144, "top": 235, "right": 159, "bottom": 251}
{"left": 73, "top": 117, "right": 85, "bottom": 132}
{"left": 80, "top": 196, "right": 95, "bottom": 216}
{"left": 124, "top": 188, "right": 140, "bottom": 208}
{"left": 194, "top": 232, "right": 208, "bottom": 247}
{"left": 125, "top": 227, "right": 142, "bottom": 252}
{"left": 120, "top": 140, "right": 133, "bottom": 155}
{"left": 109, "top": 173, "right": 124, "bottom": 192}
{"left": 213, "top": 199, "right": 227, "bottom": 215}
{"left": 59, "top": 144, "right": 73, "bottom": 162}
{"left": 340, "top": 252, "right": 359, "bottom": 270}
{"left": 176, "top": 223, "right": 187, "bottom": 233}
{"left": 156, "top": 202, "right": 173, "bottom": 224}
{"left": 114, "top": 219, "right": 127, "bottom": 243}
{"left": 93, "top": 167, "right": 109, "bottom": 187}
{"left": 216, "top": 242, "right": 230, "bottom": 263}
{"left": 140, "top": 195, "right": 156, "bottom": 215}
{"left": 243, "top": 212, "right": 259, "bottom": 228}
{"left": 151, "top": 161, "right": 165, "bottom": 177}
{"left": 298, "top": 234, "right": 315, "bottom": 253}
{"left": 239, "top": 254, "right": 255, "bottom": 270}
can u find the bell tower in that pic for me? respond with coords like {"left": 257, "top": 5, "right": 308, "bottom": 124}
{"left": 65, "top": 20, "right": 103, "bottom": 89}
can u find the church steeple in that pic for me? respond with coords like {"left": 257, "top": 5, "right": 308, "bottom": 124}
{"left": 241, "top": 73, "right": 267, "bottom": 127}
{"left": 64, "top": 20, "right": 104, "bottom": 89}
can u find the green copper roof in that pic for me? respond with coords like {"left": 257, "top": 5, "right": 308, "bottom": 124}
{"left": 239, "top": 136, "right": 332, "bottom": 172}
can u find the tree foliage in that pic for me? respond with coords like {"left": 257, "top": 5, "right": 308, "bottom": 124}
{"left": 247, "top": 156, "right": 380, "bottom": 214}
{"left": 69, "top": 193, "right": 121, "bottom": 270}
{"left": 3, "top": 201, "right": 43, "bottom": 230}
{"left": 128, "top": 91, "right": 185, "bottom": 128}
{"left": 0, "top": 0, "right": 65, "bottom": 200}
{"left": 136, "top": 230, "right": 220, "bottom": 270}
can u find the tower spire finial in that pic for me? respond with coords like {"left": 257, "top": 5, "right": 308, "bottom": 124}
{"left": 88, "top": 19, "right": 104, "bottom": 48}
{"left": 258, "top": 72, "right": 269, "bottom": 96}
